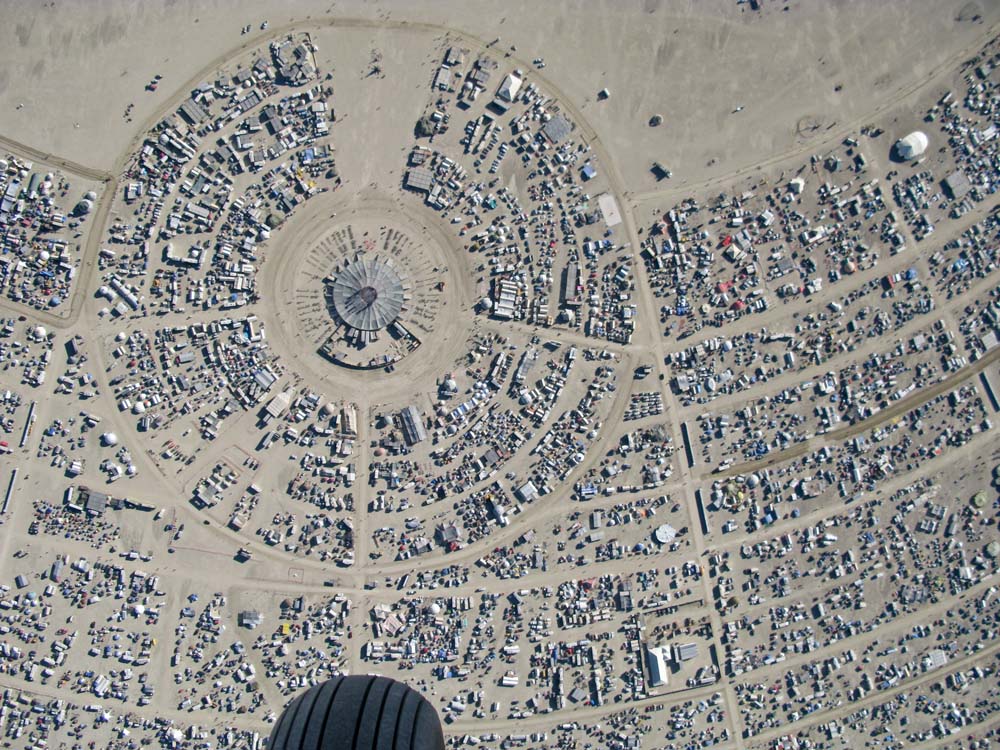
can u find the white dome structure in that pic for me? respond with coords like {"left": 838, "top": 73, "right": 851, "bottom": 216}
{"left": 101, "top": 432, "right": 119, "bottom": 446}
{"left": 33, "top": 326, "right": 47, "bottom": 339}
{"left": 653, "top": 524, "right": 678, "bottom": 545}
{"left": 894, "top": 131, "right": 928, "bottom": 160}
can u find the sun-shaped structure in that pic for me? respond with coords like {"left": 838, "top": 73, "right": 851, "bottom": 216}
{"left": 291, "top": 215, "right": 455, "bottom": 373}
{"left": 329, "top": 256, "right": 406, "bottom": 331}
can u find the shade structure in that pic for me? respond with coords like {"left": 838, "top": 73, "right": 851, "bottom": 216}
{"left": 331, "top": 256, "right": 406, "bottom": 331}
{"left": 894, "top": 131, "right": 928, "bottom": 160}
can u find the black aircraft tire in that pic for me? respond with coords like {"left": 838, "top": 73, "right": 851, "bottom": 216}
{"left": 267, "top": 675, "right": 446, "bottom": 750}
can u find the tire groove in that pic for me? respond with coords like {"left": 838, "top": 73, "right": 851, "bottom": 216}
{"left": 312, "top": 677, "right": 346, "bottom": 750}
{"left": 367, "top": 678, "right": 394, "bottom": 750}
{"left": 293, "top": 678, "right": 329, "bottom": 750}
{"left": 411, "top": 701, "right": 425, "bottom": 749}
{"left": 270, "top": 692, "right": 305, "bottom": 750}
{"left": 392, "top": 690, "right": 413, "bottom": 750}
{"left": 374, "top": 682, "right": 402, "bottom": 750}
{"left": 351, "top": 675, "right": 379, "bottom": 750}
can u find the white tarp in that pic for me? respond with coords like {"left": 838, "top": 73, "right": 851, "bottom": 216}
{"left": 598, "top": 193, "right": 622, "bottom": 227}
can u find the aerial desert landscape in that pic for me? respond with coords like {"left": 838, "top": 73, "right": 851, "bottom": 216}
{"left": 1, "top": 1, "right": 1000, "bottom": 749}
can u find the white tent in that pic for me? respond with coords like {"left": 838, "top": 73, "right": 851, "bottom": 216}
{"left": 894, "top": 131, "right": 928, "bottom": 160}
{"left": 497, "top": 73, "right": 523, "bottom": 102}
{"left": 646, "top": 645, "right": 670, "bottom": 687}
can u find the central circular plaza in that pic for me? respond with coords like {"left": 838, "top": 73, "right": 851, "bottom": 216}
{"left": 330, "top": 256, "right": 406, "bottom": 332}
{"left": 270, "top": 203, "right": 474, "bottom": 385}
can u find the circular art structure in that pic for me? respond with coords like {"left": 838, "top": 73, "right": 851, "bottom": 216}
{"left": 278, "top": 208, "right": 467, "bottom": 375}
{"left": 330, "top": 256, "right": 407, "bottom": 332}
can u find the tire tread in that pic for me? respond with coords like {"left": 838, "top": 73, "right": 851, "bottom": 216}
{"left": 267, "top": 675, "right": 443, "bottom": 750}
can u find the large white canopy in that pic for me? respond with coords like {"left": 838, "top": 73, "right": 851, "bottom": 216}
{"left": 895, "top": 131, "right": 928, "bottom": 160}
